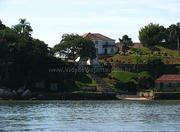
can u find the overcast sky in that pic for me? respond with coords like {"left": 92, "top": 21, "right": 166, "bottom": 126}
{"left": 0, "top": 0, "right": 180, "bottom": 47}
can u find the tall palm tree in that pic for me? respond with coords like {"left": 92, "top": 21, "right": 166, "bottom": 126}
{"left": 19, "top": 18, "right": 32, "bottom": 34}
{"left": 12, "top": 18, "right": 32, "bottom": 36}
{"left": 168, "top": 23, "right": 180, "bottom": 56}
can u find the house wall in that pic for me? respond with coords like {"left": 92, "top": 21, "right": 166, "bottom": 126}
{"left": 92, "top": 40, "right": 117, "bottom": 55}
{"left": 155, "top": 82, "right": 180, "bottom": 92}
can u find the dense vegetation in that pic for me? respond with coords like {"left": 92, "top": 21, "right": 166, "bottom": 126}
{"left": 1, "top": 19, "right": 180, "bottom": 94}
{"left": 139, "top": 23, "right": 180, "bottom": 55}
{"left": 0, "top": 19, "right": 95, "bottom": 92}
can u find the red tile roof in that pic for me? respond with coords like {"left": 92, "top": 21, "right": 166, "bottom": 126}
{"left": 103, "top": 45, "right": 117, "bottom": 48}
{"left": 155, "top": 74, "right": 180, "bottom": 82}
{"left": 131, "top": 43, "right": 143, "bottom": 48}
{"left": 83, "top": 33, "right": 115, "bottom": 41}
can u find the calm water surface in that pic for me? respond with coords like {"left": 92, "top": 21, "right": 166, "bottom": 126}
{"left": 1, "top": 100, "right": 180, "bottom": 131}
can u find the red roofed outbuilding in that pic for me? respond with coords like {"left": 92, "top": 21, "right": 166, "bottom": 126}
{"left": 155, "top": 74, "right": 180, "bottom": 92}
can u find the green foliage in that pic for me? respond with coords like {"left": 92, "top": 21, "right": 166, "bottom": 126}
{"left": 119, "top": 35, "right": 133, "bottom": 50}
{"left": 108, "top": 71, "right": 138, "bottom": 92}
{"left": 114, "top": 81, "right": 137, "bottom": 93}
{"left": 75, "top": 73, "right": 96, "bottom": 87}
{"left": 166, "top": 23, "right": 180, "bottom": 56}
{"left": 109, "top": 71, "right": 137, "bottom": 83}
{"left": 0, "top": 20, "right": 6, "bottom": 30}
{"left": 147, "top": 57, "right": 165, "bottom": 78}
{"left": 137, "top": 71, "right": 154, "bottom": 89}
{"left": 0, "top": 19, "right": 74, "bottom": 92}
{"left": 139, "top": 23, "right": 165, "bottom": 47}
{"left": 176, "top": 66, "right": 180, "bottom": 74}
{"left": 53, "top": 34, "right": 96, "bottom": 61}
{"left": 12, "top": 18, "right": 33, "bottom": 37}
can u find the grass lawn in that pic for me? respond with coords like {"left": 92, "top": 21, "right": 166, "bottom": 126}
{"left": 75, "top": 74, "right": 97, "bottom": 87}
{"left": 100, "top": 46, "right": 180, "bottom": 64}
{"left": 109, "top": 71, "right": 137, "bottom": 83}
{"left": 103, "top": 71, "right": 138, "bottom": 93}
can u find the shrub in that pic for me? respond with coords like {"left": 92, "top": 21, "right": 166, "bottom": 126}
{"left": 137, "top": 71, "right": 154, "bottom": 90}
{"left": 147, "top": 57, "right": 165, "bottom": 78}
{"left": 114, "top": 81, "right": 137, "bottom": 92}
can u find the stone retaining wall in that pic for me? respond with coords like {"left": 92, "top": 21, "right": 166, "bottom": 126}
{"left": 154, "top": 92, "right": 180, "bottom": 100}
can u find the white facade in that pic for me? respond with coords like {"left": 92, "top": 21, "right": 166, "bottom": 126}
{"left": 92, "top": 39, "right": 118, "bottom": 55}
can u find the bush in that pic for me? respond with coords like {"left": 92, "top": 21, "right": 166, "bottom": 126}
{"left": 137, "top": 71, "right": 154, "bottom": 90}
{"left": 114, "top": 81, "right": 137, "bottom": 92}
{"left": 147, "top": 57, "right": 165, "bottom": 78}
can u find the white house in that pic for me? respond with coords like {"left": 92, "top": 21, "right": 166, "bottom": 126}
{"left": 83, "top": 33, "right": 118, "bottom": 55}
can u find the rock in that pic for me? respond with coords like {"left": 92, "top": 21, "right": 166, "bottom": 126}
{"left": 0, "top": 89, "right": 5, "bottom": 96}
{"left": 12, "top": 90, "right": 17, "bottom": 96}
{"left": 35, "top": 81, "right": 45, "bottom": 89}
{"left": 30, "top": 97, "right": 37, "bottom": 100}
{"left": 17, "top": 88, "right": 24, "bottom": 94}
{"left": 143, "top": 93, "right": 149, "bottom": 97}
{"left": 0, "top": 89, "right": 13, "bottom": 98}
{"left": 37, "top": 94, "right": 44, "bottom": 99}
{"left": 49, "top": 83, "right": 58, "bottom": 91}
{"left": 21, "top": 89, "right": 32, "bottom": 98}
{"left": 0, "top": 86, "right": 7, "bottom": 89}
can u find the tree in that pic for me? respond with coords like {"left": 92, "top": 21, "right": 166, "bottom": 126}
{"left": 53, "top": 34, "right": 96, "bottom": 61}
{"left": 76, "top": 36, "right": 96, "bottom": 59}
{"left": 139, "top": 23, "right": 165, "bottom": 47}
{"left": 61, "top": 33, "right": 81, "bottom": 43}
{"left": 53, "top": 34, "right": 81, "bottom": 61}
{"left": 119, "top": 35, "right": 133, "bottom": 50}
{"left": 167, "top": 23, "right": 180, "bottom": 56}
{"left": 147, "top": 57, "right": 165, "bottom": 79}
{"left": 0, "top": 20, "right": 6, "bottom": 30}
{"left": 0, "top": 19, "right": 77, "bottom": 92}
{"left": 137, "top": 71, "right": 154, "bottom": 90}
{"left": 12, "top": 18, "right": 33, "bottom": 37}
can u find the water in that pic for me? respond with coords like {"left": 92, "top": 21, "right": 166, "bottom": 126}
{"left": 0, "top": 100, "right": 180, "bottom": 131}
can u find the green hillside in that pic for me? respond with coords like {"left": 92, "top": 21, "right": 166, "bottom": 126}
{"left": 100, "top": 46, "right": 180, "bottom": 64}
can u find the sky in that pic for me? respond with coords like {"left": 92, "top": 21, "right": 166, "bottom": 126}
{"left": 0, "top": 0, "right": 180, "bottom": 47}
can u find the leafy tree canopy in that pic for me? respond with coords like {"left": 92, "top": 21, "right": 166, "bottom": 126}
{"left": 53, "top": 34, "right": 96, "bottom": 61}
{"left": 12, "top": 18, "right": 33, "bottom": 38}
{"left": 166, "top": 22, "right": 180, "bottom": 55}
{"left": 119, "top": 35, "right": 133, "bottom": 50}
{"left": 139, "top": 23, "right": 165, "bottom": 47}
{"left": 0, "top": 20, "right": 6, "bottom": 30}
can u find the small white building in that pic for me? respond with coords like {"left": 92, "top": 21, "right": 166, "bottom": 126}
{"left": 83, "top": 33, "right": 118, "bottom": 55}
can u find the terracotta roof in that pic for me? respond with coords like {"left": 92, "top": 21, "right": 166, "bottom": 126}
{"left": 155, "top": 74, "right": 180, "bottom": 82}
{"left": 103, "top": 45, "right": 117, "bottom": 48}
{"left": 131, "top": 43, "right": 143, "bottom": 48}
{"left": 83, "top": 33, "right": 115, "bottom": 41}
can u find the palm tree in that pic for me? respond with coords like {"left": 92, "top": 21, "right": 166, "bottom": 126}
{"left": 12, "top": 18, "right": 32, "bottom": 36}
{"left": 19, "top": 18, "right": 32, "bottom": 34}
{"left": 168, "top": 22, "right": 180, "bottom": 56}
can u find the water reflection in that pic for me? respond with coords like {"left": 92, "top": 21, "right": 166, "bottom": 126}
{"left": 0, "top": 100, "right": 180, "bottom": 131}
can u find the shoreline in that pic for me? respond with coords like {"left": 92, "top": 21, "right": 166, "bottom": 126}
{"left": 1, "top": 92, "right": 180, "bottom": 100}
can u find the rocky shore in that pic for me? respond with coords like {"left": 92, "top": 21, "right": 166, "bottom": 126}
{"left": 0, "top": 88, "right": 117, "bottom": 100}
{"left": 1, "top": 87, "right": 180, "bottom": 100}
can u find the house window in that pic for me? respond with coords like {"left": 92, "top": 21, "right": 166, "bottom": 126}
{"left": 105, "top": 41, "right": 108, "bottom": 45}
{"left": 160, "top": 83, "right": 164, "bottom": 90}
{"left": 95, "top": 41, "right": 98, "bottom": 44}
{"left": 177, "top": 83, "right": 180, "bottom": 87}
{"left": 168, "top": 83, "right": 172, "bottom": 87}
{"left": 111, "top": 48, "right": 114, "bottom": 53}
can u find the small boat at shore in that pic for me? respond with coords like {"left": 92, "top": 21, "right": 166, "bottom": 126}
{"left": 116, "top": 95, "right": 151, "bottom": 100}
